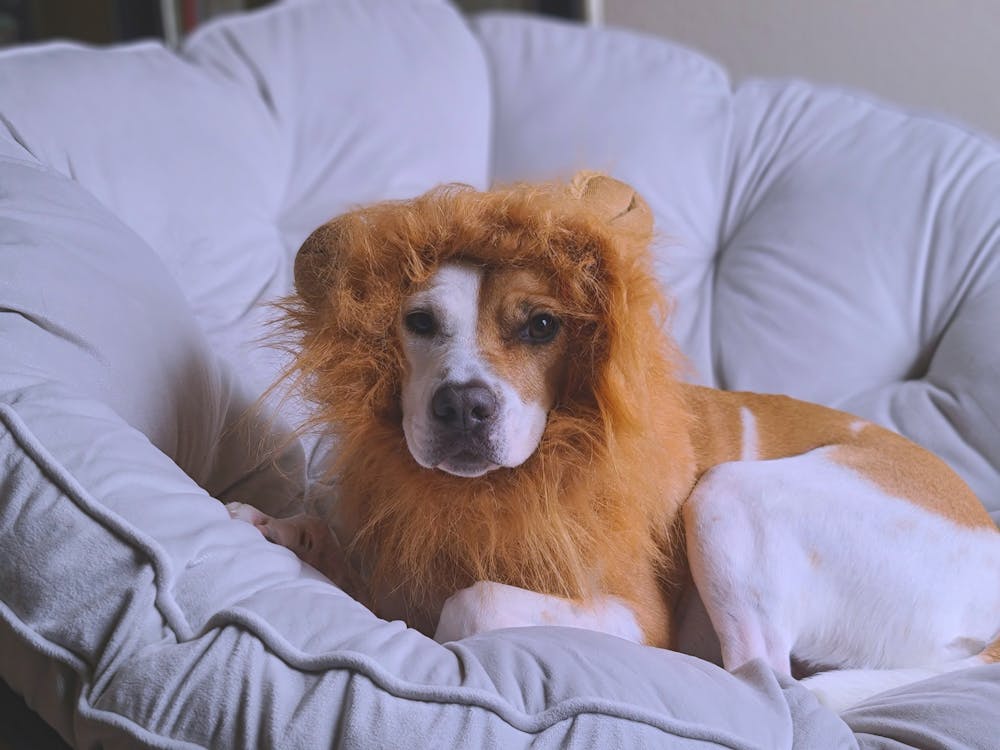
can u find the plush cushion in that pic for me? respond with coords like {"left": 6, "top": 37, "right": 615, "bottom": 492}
{"left": 475, "top": 14, "right": 1000, "bottom": 521}
{"left": 1, "top": 1, "right": 998, "bottom": 748}
{"left": 476, "top": 15, "right": 734, "bottom": 382}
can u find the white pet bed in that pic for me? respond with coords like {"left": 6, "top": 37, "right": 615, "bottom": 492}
{"left": 1, "top": 1, "right": 998, "bottom": 747}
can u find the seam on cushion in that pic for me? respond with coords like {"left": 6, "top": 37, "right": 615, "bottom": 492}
{"left": 0, "top": 404, "right": 194, "bottom": 642}
{"left": 922, "top": 377, "right": 1000, "bottom": 477}
{"left": 476, "top": 13, "right": 730, "bottom": 91}
{"left": 212, "top": 27, "right": 278, "bottom": 118}
{"left": 1, "top": 594, "right": 767, "bottom": 748}
{"left": 0, "top": 404, "right": 765, "bottom": 748}
{"left": 0, "top": 604, "right": 202, "bottom": 750}
{"left": 202, "top": 606, "right": 766, "bottom": 750}
{"left": 0, "top": 306, "right": 104, "bottom": 360}
{"left": 0, "top": 39, "right": 162, "bottom": 62}
{"left": 0, "top": 111, "right": 36, "bottom": 159}
{"left": 183, "top": 0, "right": 453, "bottom": 52}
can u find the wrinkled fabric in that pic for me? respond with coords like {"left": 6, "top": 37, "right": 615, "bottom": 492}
{"left": 1, "top": 1, "right": 998, "bottom": 747}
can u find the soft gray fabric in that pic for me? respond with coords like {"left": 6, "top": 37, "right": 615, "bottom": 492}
{"left": 845, "top": 665, "right": 1000, "bottom": 750}
{"left": 1, "top": 1, "right": 998, "bottom": 747}
{"left": 0, "top": 380, "right": 844, "bottom": 747}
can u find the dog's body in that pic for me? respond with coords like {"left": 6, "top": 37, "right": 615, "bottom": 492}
{"left": 232, "top": 174, "right": 1000, "bottom": 710}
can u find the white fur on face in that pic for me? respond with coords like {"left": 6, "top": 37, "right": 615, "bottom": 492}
{"left": 399, "top": 263, "right": 549, "bottom": 477}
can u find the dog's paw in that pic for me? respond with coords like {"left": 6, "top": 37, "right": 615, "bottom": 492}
{"left": 434, "top": 582, "right": 519, "bottom": 642}
{"left": 225, "top": 502, "right": 288, "bottom": 547}
{"left": 227, "top": 504, "right": 355, "bottom": 590}
{"left": 434, "top": 581, "right": 643, "bottom": 645}
{"left": 226, "top": 501, "right": 267, "bottom": 525}
{"left": 585, "top": 597, "right": 645, "bottom": 644}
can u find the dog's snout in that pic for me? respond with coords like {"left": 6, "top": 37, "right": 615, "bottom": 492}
{"left": 432, "top": 382, "right": 498, "bottom": 430}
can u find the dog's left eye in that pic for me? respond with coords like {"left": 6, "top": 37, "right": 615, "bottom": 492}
{"left": 522, "top": 312, "right": 560, "bottom": 344}
{"left": 404, "top": 310, "right": 437, "bottom": 337}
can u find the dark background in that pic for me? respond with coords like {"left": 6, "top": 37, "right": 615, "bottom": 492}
{"left": 0, "top": 0, "right": 584, "bottom": 46}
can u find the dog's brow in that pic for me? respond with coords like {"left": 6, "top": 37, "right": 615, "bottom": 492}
{"left": 403, "top": 264, "right": 483, "bottom": 341}
{"left": 403, "top": 290, "right": 436, "bottom": 312}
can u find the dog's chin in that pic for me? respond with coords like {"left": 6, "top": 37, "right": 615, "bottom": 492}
{"left": 409, "top": 444, "right": 504, "bottom": 478}
{"left": 436, "top": 453, "right": 500, "bottom": 478}
{"left": 404, "top": 422, "right": 541, "bottom": 478}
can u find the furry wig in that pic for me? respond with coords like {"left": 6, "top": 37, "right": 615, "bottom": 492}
{"left": 279, "top": 173, "right": 695, "bottom": 629}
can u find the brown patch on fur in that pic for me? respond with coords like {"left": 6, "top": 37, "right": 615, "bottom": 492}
{"left": 277, "top": 173, "right": 695, "bottom": 645}
{"left": 831, "top": 431, "right": 993, "bottom": 529}
{"left": 476, "top": 267, "right": 568, "bottom": 406}
{"left": 682, "top": 388, "right": 857, "bottom": 472}
{"left": 681, "top": 385, "right": 994, "bottom": 529}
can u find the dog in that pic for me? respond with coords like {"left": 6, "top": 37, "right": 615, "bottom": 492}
{"left": 230, "top": 173, "right": 1000, "bottom": 711}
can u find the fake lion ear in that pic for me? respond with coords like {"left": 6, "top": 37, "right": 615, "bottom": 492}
{"left": 293, "top": 219, "right": 343, "bottom": 310}
{"left": 570, "top": 172, "right": 653, "bottom": 236}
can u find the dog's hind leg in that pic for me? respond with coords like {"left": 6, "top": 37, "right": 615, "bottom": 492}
{"left": 682, "top": 462, "right": 801, "bottom": 678}
{"left": 683, "top": 450, "right": 1000, "bottom": 712}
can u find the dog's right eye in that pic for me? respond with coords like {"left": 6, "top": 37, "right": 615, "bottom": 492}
{"left": 404, "top": 310, "right": 437, "bottom": 337}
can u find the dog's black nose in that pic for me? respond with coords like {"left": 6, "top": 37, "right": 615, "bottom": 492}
{"left": 431, "top": 382, "right": 498, "bottom": 430}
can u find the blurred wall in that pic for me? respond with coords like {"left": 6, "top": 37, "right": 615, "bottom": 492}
{"left": 605, "top": 0, "right": 1000, "bottom": 140}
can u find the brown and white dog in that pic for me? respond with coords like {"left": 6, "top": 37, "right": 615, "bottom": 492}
{"left": 230, "top": 173, "right": 1000, "bottom": 711}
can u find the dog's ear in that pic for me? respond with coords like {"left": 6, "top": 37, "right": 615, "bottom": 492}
{"left": 293, "top": 220, "right": 343, "bottom": 310}
{"left": 570, "top": 172, "right": 653, "bottom": 236}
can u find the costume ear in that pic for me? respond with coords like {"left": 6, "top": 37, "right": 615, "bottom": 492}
{"left": 293, "top": 219, "right": 343, "bottom": 310}
{"left": 570, "top": 172, "right": 653, "bottom": 236}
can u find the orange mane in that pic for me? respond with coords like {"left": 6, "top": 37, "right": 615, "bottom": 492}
{"left": 280, "top": 174, "right": 696, "bottom": 625}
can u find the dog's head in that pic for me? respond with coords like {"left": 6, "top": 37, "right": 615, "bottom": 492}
{"left": 395, "top": 259, "right": 568, "bottom": 477}
{"left": 287, "top": 173, "right": 670, "bottom": 481}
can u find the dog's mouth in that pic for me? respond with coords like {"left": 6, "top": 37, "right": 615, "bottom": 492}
{"left": 403, "top": 416, "right": 508, "bottom": 478}
{"left": 436, "top": 449, "right": 500, "bottom": 478}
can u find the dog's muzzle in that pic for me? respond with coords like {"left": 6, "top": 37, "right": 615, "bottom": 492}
{"left": 429, "top": 380, "right": 501, "bottom": 476}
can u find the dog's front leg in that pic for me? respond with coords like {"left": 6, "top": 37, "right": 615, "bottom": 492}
{"left": 227, "top": 502, "right": 365, "bottom": 601}
{"left": 434, "top": 581, "right": 644, "bottom": 644}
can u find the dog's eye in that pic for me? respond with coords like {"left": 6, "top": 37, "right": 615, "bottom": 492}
{"left": 523, "top": 312, "right": 560, "bottom": 344}
{"left": 404, "top": 310, "right": 437, "bottom": 337}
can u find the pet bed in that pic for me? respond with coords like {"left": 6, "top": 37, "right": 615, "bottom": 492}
{"left": 1, "top": 1, "right": 998, "bottom": 747}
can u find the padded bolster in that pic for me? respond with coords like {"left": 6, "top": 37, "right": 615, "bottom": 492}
{"left": 0, "top": 141, "right": 300, "bottom": 508}
{"left": 0, "top": 41, "right": 287, "bottom": 372}
{"left": 184, "top": 0, "right": 492, "bottom": 256}
{"left": 0, "top": 388, "right": 842, "bottom": 748}
{"left": 842, "top": 664, "right": 1000, "bottom": 750}
{"left": 0, "top": 145, "right": 222, "bottom": 481}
